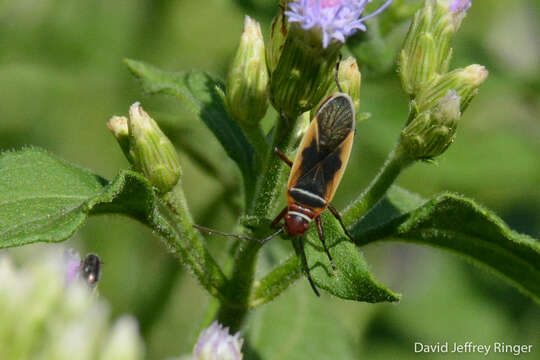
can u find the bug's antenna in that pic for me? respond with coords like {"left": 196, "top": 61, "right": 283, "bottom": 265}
{"left": 193, "top": 224, "right": 284, "bottom": 244}
{"left": 193, "top": 224, "right": 258, "bottom": 242}
{"left": 335, "top": 53, "right": 343, "bottom": 93}
{"left": 259, "top": 227, "right": 284, "bottom": 244}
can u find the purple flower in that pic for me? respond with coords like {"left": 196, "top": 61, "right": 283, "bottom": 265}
{"left": 193, "top": 321, "right": 244, "bottom": 360}
{"left": 64, "top": 249, "right": 81, "bottom": 285}
{"left": 450, "top": 0, "right": 471, "bottom": 13}
{"left": 285, "top": 0, "right": 394, "bottom": 48}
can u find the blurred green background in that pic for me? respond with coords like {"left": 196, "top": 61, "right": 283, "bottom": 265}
{"left": 1, "top": 0, "right": 539, "bottom": 359}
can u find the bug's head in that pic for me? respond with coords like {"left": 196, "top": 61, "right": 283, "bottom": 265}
{"left": 284, "top": 213, "right": 310, "bottom": 236}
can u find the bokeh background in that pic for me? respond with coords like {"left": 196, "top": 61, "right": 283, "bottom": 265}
{"left": 1, "top": 0, "right": 539, "bottom": 359}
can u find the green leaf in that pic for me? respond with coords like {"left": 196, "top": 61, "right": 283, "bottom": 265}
{"left": 246, "top": 281, "right": 359, "bottom": 360}
{"left": 303, "top": 211, "right": 400, "bottom": 302}
{"left": 0, "top": 147, "right": 158, "bottom": 248}
{"left": 124, "top": 59, "right": 256, "bottom": 192}
{"left": 354, "top": 185, "right": 426, "bottom": 233}
{"left": 0, "top": 148, "right": 228, "bottom": 298}
{"left": 0, "top": 148, "right": 107, "bottom": 248}
{"left": 355, "top": 192, "right": 540, "bottom": 302}
{"left": 249, "top": 186, "right": 420, "bottom": 305}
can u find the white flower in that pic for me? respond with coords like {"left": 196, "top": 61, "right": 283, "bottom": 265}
{"left": 193, "top": 321, "right": 244, "bottom": 360}
{"left": 0, "top": 247, "right": 144, "bottom": 359}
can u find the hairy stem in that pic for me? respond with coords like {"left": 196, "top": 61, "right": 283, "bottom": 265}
{"left": 156, "top": 183, "right": 229, "bottom": 300}
{"left": 249, "top": 256, "right": 302, "bottom": 308}
{"left": 249, "top": 115, "right": 305, "bottom": 218}
{"left": 216, "top": 115, "right": 303, "bottom": 331}
{"left": 240, "top": 123, "right": 269, "bottom": 168}
{"left": 343, "top": 143, "right": 413, "bottom": 227}
{"left": 217, "top": 240, "right": 263, "bottom": 331}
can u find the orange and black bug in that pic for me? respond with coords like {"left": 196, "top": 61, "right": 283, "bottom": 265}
{"left": 269, "top": 92, "right": 355, "bottom": 296}
{"left": 194, "top": 61, "right": 355, "bottom": 296}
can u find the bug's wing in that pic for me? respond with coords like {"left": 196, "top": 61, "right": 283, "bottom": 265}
{"left": 293, "top": 133, "right": 354, "bottom": 206}
{"left": 288, "top": 94, "right": 355, "bottom": 205}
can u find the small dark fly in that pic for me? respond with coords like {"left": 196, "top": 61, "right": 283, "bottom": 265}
{"left": 80, "top": 253, "right": 102, "bottom": 288}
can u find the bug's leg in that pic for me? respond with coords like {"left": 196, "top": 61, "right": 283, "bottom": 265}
{"left": 274, "top": 147, "right": 293, "bottom": 167}
{"left": 298, "top": 236, "right": 320, "bottom": 297}
{"left": 328, "top": 204, "right": 354, "bottom": 242}
{"left": 316, "top": 216, "right": 335, "bottom": 271}
{"left": 335, "top": 53, "right": 343, "bottom": 92}
{"left": 271, "top": 206, "right": 288, "bottom": 228}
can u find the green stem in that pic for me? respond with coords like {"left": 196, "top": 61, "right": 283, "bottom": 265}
{"left": 343, "top": 143, "right": 413, "bottom": 228}
{"left": 216, "top": 240, "right": 263, "bottom": 331}
{"left": 155, "top": 183, "right": 229, "bottom": 300}
{"left": 240, "top": 123, "right": 269, "bottom": 167}
{"left": 215, "top": 115, "right": 303, "bottom": 331}
{"left": 249, "top": 115, "right": 304, "bottom": 218}
{"left": 249, "top": 256, "right": 302, "bottom": 308}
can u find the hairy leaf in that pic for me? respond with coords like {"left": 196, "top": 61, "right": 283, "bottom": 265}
{"left": 303, "top": 211, "right": 400, "bottom": 302}
{"left": 0, "top": 148, "right": 228, "bottom": 298}
{"left": 0, "top": 148, "right": 108, "bottom": 248}
{"left": 355, "top": 192, "right": 540, "bottom": 302}
{"left": 124, "top": 59, "right": 256, "bottom": 192}
{"left": 0, "top": 148, "right": 159, "bottom": 248}
{"left": 251, "top": 186, "right": 421, "bottom": 304}
{"left": 355, "top": 185, "right": 426, "bottom": 232}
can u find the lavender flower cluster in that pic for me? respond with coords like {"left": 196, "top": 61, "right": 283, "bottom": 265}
{"left": 285, "top": 0, "right": 394, "bottom": 48}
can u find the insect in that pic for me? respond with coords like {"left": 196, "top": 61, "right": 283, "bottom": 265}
{"left": 194, "top": 62, "right": 355, "bottom": 296}
{"left": 269, "top": 92, "right": 355, "bottom": 296}
{"left": 80, "top": 253, "right": 102, "bottom": 288}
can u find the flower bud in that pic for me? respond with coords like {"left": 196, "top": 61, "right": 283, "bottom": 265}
{"left": 269, "top": 23, "right": 341, "bottom": 119}
{"left": 401, "top": 90, "right": 461, "bottom": 160}
{"left": 267, "top": 2, "right": 290, "bottom": 74}
{"left": 107, "top": 116, "right": 135, "bottom": 163}
{"left": 416, "top": 64, "right": 488, "bottom": 113}
{"left": 399, "top": 0, "right": 471, "bottom": 96}
{"left": 128, "top": 102, "right": 182, "bottom": 194}
{"left": 193, "top": 321, "right": 243, "bottom": 360}
{"left": 226, "top": 16, "right": 269, "bottom": 126}
{"left": 311, "top": 56, "right": 362, "bottom": 118}
{"left": 337, "top": 56, "right": 362, "bottom": 114}
{"left": 271, "top": 0, "right": 392, "bottom": 118}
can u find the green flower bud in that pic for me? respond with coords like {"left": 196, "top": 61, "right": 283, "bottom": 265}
{"left": 337, "top": 56, "right": 362, "bottom": 114}
{"left": 311, "top": 56, "right": 362, "bottom": 118}
{"left": 267, "top": 1, "right": 290, "bottom": 74}
{"left": 107, "top": 116, "right": 135, "bottom": 164}
{"left": 127, "top": 102, "right": 182, "bottom": 194}
{"left": 226, "top": 16, "right": 269, "bottom": 126}
{"left": 270, "top": 23, "right": 341, "bottom": 118}
{"left": 399, "top": 0, "right": 469, "bottom": 96}
{"left": 401, "top": 90, "right": 461, "bottom": 160}
{"left": 416, "top": 64, "right": 488, "bottom": 113}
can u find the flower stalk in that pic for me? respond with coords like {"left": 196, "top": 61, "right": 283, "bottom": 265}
{"left": 343, "top": 143, "right": 413, "bottom": 227}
